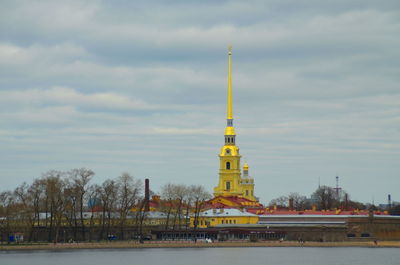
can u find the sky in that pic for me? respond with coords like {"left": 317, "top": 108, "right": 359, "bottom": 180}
{"left": 0, "top": 0, "right": 399, "bottom": 205}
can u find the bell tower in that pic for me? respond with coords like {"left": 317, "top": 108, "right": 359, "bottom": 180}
{"left": 213, "top": 46, "right": 243, "bottom": 197}
{"left": 241, "top": 163, "right": 256, "bottom": 201}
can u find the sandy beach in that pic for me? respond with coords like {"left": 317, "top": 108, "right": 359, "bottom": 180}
{"left": 1, "top": 240, "right": 400, "bottom": 251}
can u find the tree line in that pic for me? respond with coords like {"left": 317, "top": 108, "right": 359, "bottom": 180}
{"left": 2, "top": 169, "right": 398, "bottom": 243}
{"left": 0, "top": 168, "right": 211, "bottom": 243}
{"left": 268, "top": 185, "right": 398, "bottom": 213}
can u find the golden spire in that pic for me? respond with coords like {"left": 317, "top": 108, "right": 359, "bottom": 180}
{"left": 227, "top": 45, "right": 233, "bottom": 120}
{"left": 224, "top": 45, "right": 235, "bottom": 136}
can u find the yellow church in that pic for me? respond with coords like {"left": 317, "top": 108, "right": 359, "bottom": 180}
{"left": 209, "top": 47, "right": 262, "bottom": 209}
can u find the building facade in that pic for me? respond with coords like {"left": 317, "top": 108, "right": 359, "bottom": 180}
{"left": 190, "top": 208, "right": 259, "bottom": 228}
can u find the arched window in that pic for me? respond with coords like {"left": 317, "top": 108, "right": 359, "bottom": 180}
{"left": 226, "top": 162, "right": 231, "bottom": 170}
{"left": 226, "top": 181, "right": 231, "bottom": 190}
{"left": 246, "top": 190, "right": 249, "bottom": 196}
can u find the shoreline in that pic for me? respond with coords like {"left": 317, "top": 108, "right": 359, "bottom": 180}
{"left": 1, "top": 240, "right": 400, "bottom": 251}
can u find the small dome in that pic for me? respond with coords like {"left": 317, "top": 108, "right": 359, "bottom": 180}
{"left": 224, "top": 126, "right": 236, "bottom": 135}
{"left": 243, "top": 162, "right": 249, "bottom": 170}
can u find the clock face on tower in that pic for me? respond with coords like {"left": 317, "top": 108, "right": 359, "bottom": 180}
{"left": 225, "top": 149, "right": 231, "bottom": 155}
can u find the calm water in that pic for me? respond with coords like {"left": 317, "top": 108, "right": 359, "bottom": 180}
{"left": 0, "top": 247, "right": 399, "bottom": 265}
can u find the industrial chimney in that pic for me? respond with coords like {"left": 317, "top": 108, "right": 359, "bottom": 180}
{"left": 288, "top": 198, "right": 294, "bottom": 211}
{"left": 145, "top": 178, "right": 150, "bottom": 212}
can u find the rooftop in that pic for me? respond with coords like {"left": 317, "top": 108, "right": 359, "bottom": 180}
{"left": 200, "top": 208, "right": 258, "bottom": 217}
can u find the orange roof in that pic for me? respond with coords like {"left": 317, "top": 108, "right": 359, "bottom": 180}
{"left": 205, "top": 196, "right": 263, "bottom": 209}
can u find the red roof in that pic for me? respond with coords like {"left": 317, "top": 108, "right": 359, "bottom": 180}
{"left": 256, "top": 209, "right": 388, "bottom": 216}
{"left": 148, "top": 201, "right": 159, "bottom": 208}
{"left": 203, "top": 196, "right": 389, "bottom": 216}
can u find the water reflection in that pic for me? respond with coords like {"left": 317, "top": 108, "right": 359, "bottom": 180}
{"left": 1, "top": 247, "right": 399, "bottom": 265}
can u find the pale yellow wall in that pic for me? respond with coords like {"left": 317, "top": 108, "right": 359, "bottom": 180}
{"left": 191, "top": 215, "right": 259, "bottom": 228}
{"left": 241, "top": 183, "right": 255, "bottom": 201}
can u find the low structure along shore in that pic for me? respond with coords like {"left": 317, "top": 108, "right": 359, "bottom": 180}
{"left": 1, "top": 240, "right": 400, "bottom": 251}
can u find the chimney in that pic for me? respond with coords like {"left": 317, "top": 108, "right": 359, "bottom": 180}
{"left": 288, "top": 198, "right": 294, "bottom": 211}
{"left": 388, "top": 194, "right": 392, "bottom": 209}
{"left": 144, "top": 178, "right": 150, "bottom": 212}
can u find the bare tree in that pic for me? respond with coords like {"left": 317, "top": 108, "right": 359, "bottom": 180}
{"left": 190, "top": 185, "right": 211, "bottom": 232}
{"left": 116, "top": 173, "right": 142, "bottom": 240}
{"left": 29, "top": 179, "right": 45, "bottom": 240}
{"left": 269, "top": 195, "right": 288, "bottom": 208}
{"left": 288, "top": 192, "right": 310, "bottom": 210}
{"left": 0, "top": 191, "right": 16, "bottom": 244}
{"left": 171, "top": 184, "right": 188, "bottom": 231}
{"left": 86, "top": 184, "right": 99, "bottom": 241}
{"left": 41, "top": 170, "right": 66, "bottom": 243}
{"left": 70, "top": 168, "right": 94, "bottom": 241}
{"left": 183, "top": 187, "right": 193, "bottom": 230}
{"left": 98, "top": 179, "right": 118, "bottom": 240}
{"left": 13, "top": 182, "right": 35, "bottom": 241}
{"left": 161, "top": 183, "right": 175, "bottom": 230}
{"left": 312, "top": 185, "right": 337, "bottom": 210}
{"left": 62, "top": 179, "right": 79, "bottom": 241}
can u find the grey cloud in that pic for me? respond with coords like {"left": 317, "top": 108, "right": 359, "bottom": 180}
{"left": 0, "top": 0, "right": 399, "bottom": 203}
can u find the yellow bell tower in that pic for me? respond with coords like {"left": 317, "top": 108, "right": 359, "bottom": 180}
{"left": 214, "top": 46, "right": 243, "bottom": 197}
{"left": 241, "top": 162, "right": 256, "bottom": 201}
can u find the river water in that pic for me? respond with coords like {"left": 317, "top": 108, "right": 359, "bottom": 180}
{"left": 0, "top": 247, "right": 399, "bottom": 265}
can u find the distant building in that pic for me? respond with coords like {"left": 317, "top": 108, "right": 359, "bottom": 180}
{"left": 191, "top": 208, "right": 258, "bottom": 228}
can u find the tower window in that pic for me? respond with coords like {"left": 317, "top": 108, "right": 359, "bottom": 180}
{"left": 226, "top": 162, "right": 230, "bottom": 170}
{"left": 226, "top": 181, "right": 231, "bottom": 190}
{"left": 246, "top": 190, "right": 249, "bottom": 196}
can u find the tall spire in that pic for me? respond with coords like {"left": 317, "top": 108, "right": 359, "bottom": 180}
{"left": 224, "top": 45, "right": 235, "bottom": 137}
{"left": 227, "top": 45, "right": 233, "bottom": 127}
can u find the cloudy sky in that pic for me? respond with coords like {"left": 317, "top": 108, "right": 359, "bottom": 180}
{"left": 1, "top": 0, "right": 399, "bottom": 204}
